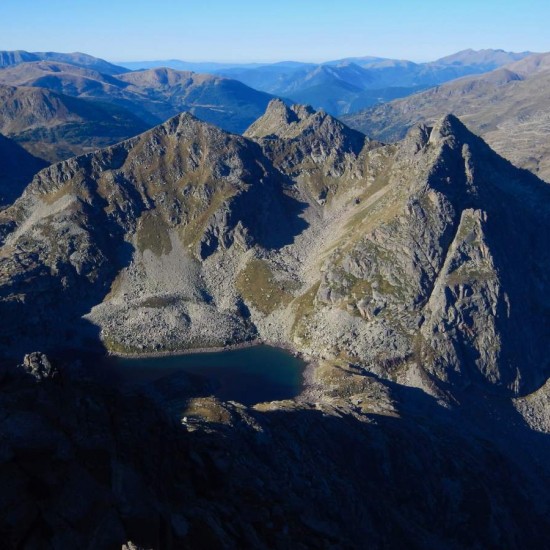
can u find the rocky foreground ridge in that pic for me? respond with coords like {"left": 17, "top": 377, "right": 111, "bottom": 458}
{"left": 0, "top": 100, "right": 550, "bottom": 547}
{"left": 1, "top": 350, "right": 549, "bottom": 549}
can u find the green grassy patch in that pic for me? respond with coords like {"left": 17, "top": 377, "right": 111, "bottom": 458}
{"left": 136, "top": 210, "right": 172, "bottom": 256}
{"left": 290, "top": 282, "right": 321, "bottom": 344}
{"left": 446, "top": 264, "right": 495, "bottom": 286}
{"left": 140, "top": 295, "right": 178, "bottom": 308}
{"left": 102, "top": 335, "right": 143, "bottom": 354}
{"left": 236, "top": 258, "right": 295, "bottom": 315}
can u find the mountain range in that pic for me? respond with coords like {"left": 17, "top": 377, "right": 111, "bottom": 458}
{"left": 0, "top": 53, "right": 282, "bottom": 167}
{"left": 0, "top": 59, "right": 277, "bottom": 132}
{"left": 1, "top": 99, "right": 549, "bottom": 395}
{"left": 0, "top": 48, "right": 542, "bottom": 173}
{"left": 1, "top": 41, "right": 550, "bottom": 547}
{"left": 0, "top": 99, "right": 549, "bottom": 547}
{"left": 120, "top": 49, "right": 533, "bottom": 115}
{"left": 343, "top": 52, "right": 550, "bottom": 182}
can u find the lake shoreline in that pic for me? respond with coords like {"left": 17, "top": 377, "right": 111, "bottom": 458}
{"left": 106, "top": 338, "right": 318, "bottom": 396}
{"left": 107, "top": 339, "right": 261, "bottom": 359}
{"left": 108, "top": 338, "right": 308, "bottom": 362}
{"left": 104, "top": 341, "right": 311, "bottom": 405}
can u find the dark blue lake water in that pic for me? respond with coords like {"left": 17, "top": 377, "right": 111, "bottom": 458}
{"left": 100, "top": 345, "right": 306, "bottom": 405}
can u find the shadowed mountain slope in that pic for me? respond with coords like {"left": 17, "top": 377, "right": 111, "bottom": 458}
{"left": 0, "top": 352, "right": 548, "bottom": 548}
{"left": 0, "top": 83, "right": 150, "bottom": 164}
{"left": 0, "top": 134, "right": 48, "bottom": 207}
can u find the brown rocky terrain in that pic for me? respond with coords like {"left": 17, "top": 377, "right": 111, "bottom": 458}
{"left": 0, "top": 83, "right": 149, "bottom": 164}
{"left": 0, "top": 62, "right": 278, "bottom": 135}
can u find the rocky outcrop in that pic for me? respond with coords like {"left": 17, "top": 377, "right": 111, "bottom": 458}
{"left": 245, "top": 99, "right": 372, "bottom": 186}
{"left": 18, "top": 351, "right": 59, "bottom": 381}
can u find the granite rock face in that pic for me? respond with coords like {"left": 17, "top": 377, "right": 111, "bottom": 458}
{"left": 0, "top": 103, "right": 549, "bottom": 398}
{"left": 290, "top": 114, "right": 550, "bottom": 395}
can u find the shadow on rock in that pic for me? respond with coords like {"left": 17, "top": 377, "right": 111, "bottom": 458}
{"left": 0, "top": 354, "right": 549, "bottom": 549}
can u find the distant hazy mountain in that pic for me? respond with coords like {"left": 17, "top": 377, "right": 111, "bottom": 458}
{"left": 434, "top": 48, "right": 533, "bottom": 70}
{"left": 327, "top": 48, "right": 533, "bottom": 73}
{"left": 0, "top": 61, "right": 278, "bottom": 135}
{"left": 342, "top": 52, "right": 550, "bottom": 182}
{"left": 118, "top": 59, "right": 266, "bottom": 73}
{"left": 214, "top": 62, "right": 425, "bottom": 115}
{"left": 114, "top": 49, "right": 534, "bottom": 118}
{"left": 0, "top": 49, "right": 128, "bottom": 75}
{"left": 208, "top": 49, "right": 534, "bottom": 115}
{"left": 0, "top": 50, "right": 40, "bottom": 67}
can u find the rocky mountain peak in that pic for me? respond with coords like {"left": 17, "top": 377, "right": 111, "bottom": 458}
{"left": 399, "top": 122, "right": 432, "bottom": 154}
{"left": 244, "top": 98, "right": 299, "bottom": 138}
{"left": 291, "top": 102, "right": 316, "bottom": 120}
{"left": 245, "top": 98, "right": 352, "bottom": 142}
{"left": 245, "top": 101, "right": 370, "bottom": 186}
{"left": 400, "top": 114, "right": 484, "bottom": 163}
{"left": 152, "top": 109, "right": 204, "bottom": 135}
{"left": 428, "top": 113, "right": 470, "bottom": 144}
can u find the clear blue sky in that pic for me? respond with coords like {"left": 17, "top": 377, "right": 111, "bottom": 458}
{"left": 0, "top": 0, "right": 548, "bottom": 63}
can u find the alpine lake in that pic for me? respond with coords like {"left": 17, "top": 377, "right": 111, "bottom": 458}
{"left": 96, "top": 344, "right": 306, "bottom": 406}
